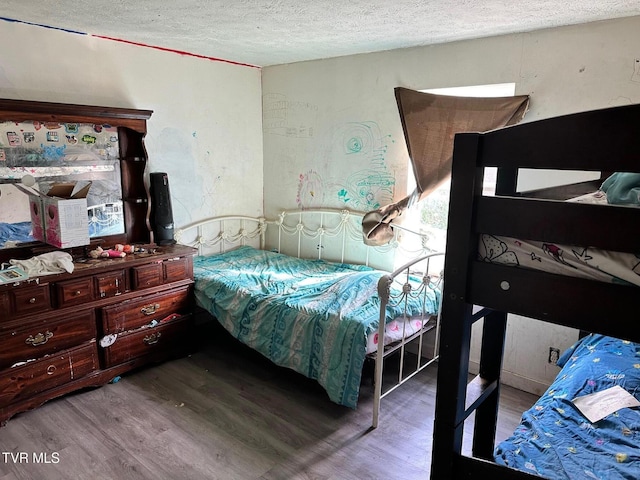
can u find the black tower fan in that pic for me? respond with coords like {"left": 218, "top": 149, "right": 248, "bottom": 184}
{"left": 149, "top": 172, "right": 176, "bottom": 245}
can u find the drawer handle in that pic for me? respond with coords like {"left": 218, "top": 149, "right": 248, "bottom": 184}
{"left": 47, "top": 365, "right": 56, "bottom": 375}
{"left": 25, "top": 330, "right": 54, "bottom": 346}
{"left": 75, "top": 290, "right": 82, "bottom": 296}
{"left": 29, "top": 297, "right": 37, "bottom": 304}
{"left": 141, "top": 303, "right": 160, "bottom": 316}
{"left": 143, "top": 332, "right": 161, "bottom": 345}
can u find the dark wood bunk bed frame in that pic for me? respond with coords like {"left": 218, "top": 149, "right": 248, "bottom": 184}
{"left": 430, "top": 103, "right": 640, "bottom": 479}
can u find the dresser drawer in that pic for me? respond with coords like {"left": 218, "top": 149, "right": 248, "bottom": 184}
{"left": 0, "top": 291, "right": 10, "bottom": 319}
{"left": 0, "top": 310, "right": 96, "bottom": 370}
{"left": 100, "top": 285, "right": 192, "bottom": 334}
{"left": 132, "top": 262, "right": 163, "bottom": 289}
{"left": 11, "top": 284, "right": 52, "bottom": 317}
{"left": 55, "top": 277, "right": 94, "bottom": 308}
{"left": 0, "top": 343, "right": 98, "bottom": 408}
{"left": 131, "top": 255, "right": 193, "bottom": 289}
{"left": 95, "top": 270, "right": 126, "bottom": 299}
{"left": 101, "top": 315, "right": 192, "bottom": 367}
{"left": 164, "top": 256, "right": 192, "bottom": 283}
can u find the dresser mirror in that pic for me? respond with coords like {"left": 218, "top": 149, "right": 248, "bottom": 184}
{"left": 0, "top": 98, "right": 153, "bottom": 263}
{"left": 0, "top": 120, "right": 125, "bottom": 248}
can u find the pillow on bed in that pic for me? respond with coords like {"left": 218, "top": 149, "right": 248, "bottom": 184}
{"left": 601, "top": 172, "right": 640, "bottom": 206}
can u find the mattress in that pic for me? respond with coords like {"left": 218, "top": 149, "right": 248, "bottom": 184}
{"left": 192, "top": 245, "right": 440, "bottom": 409}
{"left": 494, "top": 334, "right": 640, "bottom": 479}
{"left": 478, "top": 191, "right": 640, "bottom": 287}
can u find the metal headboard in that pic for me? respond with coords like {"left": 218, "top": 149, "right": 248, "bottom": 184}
{"left": 175, "top": 208, "right": 437, "bottom": 271}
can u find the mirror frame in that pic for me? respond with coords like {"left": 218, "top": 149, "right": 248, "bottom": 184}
{"left": 0, "top": 98, "right": 153, "bottom": 263}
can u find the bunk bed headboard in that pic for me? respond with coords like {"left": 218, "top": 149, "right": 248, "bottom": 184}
{"left": 175, "top": 208, "right": 437, "bottom": 272}
{"left": 445, "top": 104, "right": 640, "bottom": 342}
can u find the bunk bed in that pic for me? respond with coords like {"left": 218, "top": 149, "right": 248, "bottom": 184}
{"left": 430, "top": 103, "right": 640, "bottom": 479}
{"left": 175, "top": 208, "right": 443, "bottom": 427}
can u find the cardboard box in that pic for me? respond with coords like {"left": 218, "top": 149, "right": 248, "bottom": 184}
{"left": 29, "top": 195, "right": 46, "bottom": 243}
{"left": 30, "top": 182, "right": 92, "bottom": 248}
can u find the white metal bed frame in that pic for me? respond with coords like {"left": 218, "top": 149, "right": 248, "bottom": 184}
{"left": 175, "top": 208, "right": 443, "bottom": 428}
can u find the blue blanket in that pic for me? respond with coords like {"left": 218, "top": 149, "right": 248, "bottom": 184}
{"left": 193, "top": 246, "right": 440, "bottom": 409}
{"left": 0, "top": 221, "right": 34, "bottom": 247}
{"left": 601, "top": 172, "right": 640, "bottom": 206}
{"left": 494, "top": 334, "right": 640, "bottom": 479}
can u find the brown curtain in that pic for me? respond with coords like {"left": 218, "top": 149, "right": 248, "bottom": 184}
{"left": 362, "top": 87, "right": 530, "bottom": 246}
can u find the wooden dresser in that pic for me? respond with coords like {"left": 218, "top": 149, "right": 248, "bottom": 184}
{"left": 0, "top": 98, "right": 199, "bottom": 425}
{"left": 0, "top": 244, "right": 196, "bottom": 425}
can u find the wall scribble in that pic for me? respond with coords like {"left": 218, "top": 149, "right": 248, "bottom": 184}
{"left": 296, "top": 121, "right": 395, "bottom": 210}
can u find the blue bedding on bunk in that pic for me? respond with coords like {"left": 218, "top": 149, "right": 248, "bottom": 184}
{"left": 0, "top": 221, "right": 34, "bottom": 247}
{"left": 193, "top": 245, "right": 440, "bottom": 409}
{"left": 494, "top": 334, "right": 640, "bottom": 479}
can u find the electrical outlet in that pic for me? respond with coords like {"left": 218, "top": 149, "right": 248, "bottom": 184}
{"left": 548, "top": 347, "right": 560, "bottom": 365}
{"left": 633, "top": 58, "right": 640, "bottom": 83}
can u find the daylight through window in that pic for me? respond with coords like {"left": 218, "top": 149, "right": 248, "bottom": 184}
{"left": 400, "top": 83, "right": 516, "bottom": 258}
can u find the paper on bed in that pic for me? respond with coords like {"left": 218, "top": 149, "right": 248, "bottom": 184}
{"left": 571, "top": 385, "right": 640, "bottom": 423}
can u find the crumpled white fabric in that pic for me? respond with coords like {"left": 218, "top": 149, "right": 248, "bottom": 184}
{"left": 10, "top": 251, "right": 74, "bottom": 276}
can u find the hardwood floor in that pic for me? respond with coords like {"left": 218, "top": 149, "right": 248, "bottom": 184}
{"left": 0, "top": 324, "right": 537, "bottom": 480}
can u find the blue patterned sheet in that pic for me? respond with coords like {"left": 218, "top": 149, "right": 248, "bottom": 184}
{"left": 193, "top": 246, "right": 440, "bottom": 409}
{"left": 494, "top": 334, "right": 640, "bottom": 479}
{"left": 0, "top": 221, "right": 34, "bottom": 247}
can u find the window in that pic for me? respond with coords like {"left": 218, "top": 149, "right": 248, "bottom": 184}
{"left": 400, "top": 83, "right": 516, "bottom": 257}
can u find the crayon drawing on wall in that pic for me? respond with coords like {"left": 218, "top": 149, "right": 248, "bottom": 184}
{"left": 296, "top": 121, "right": 395, "bottom": 211}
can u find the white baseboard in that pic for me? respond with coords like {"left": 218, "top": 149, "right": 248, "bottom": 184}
{"left": 469, "top": 361, "right": 549, "bottom": 397}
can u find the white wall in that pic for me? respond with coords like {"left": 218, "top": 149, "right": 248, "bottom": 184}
{"left": 0, "top": 19, "right": 264, "bottom": 229}
{"left": 262, "top": 15, "right": 640, "bottom": 395}
{"left": 3, "top": 14, "right": 639, "bottom": 395}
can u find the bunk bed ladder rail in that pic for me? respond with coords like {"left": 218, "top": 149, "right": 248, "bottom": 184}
{"left": 372, "top": 251, "right": 444, "bottom": 428}
{"left": 438, "top": 308, "right": 542, "bottom": 479}
{"left": 430, "top": 132, "right": 541, "bottom": 479}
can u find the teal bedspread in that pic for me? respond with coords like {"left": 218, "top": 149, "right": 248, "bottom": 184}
{"left": 193, "top": 246, "right": 440, "bottom": 409}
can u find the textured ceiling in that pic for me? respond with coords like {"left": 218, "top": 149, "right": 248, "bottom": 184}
{"left": 3, "top": 0, "right": 640, "bottom": 67}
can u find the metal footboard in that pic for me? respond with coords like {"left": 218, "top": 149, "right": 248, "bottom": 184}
{"left": 372, "top": 251, "right": 444, "bottom": 428}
